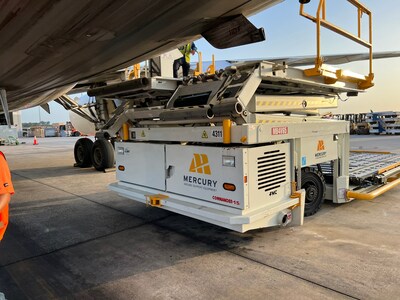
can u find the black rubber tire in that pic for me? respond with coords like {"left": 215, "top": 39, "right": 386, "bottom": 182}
{"left": 301, "top": 168, "right": 326, "bottom": 217}
{"left": 91, "top": 139, "right": 115, "bottom": 171}
{"left": 74, "top": 138, "right": 93, "bottom": 168}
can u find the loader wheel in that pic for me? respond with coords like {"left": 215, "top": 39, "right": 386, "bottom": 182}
{"left": 74, "top": 138, "right": 93, "bottom": 168}
{"left": 301, "top": 168, "right": 326, "bottom": 217}
{"left": 91, "top": 139, "right": 115, "bottom": 171}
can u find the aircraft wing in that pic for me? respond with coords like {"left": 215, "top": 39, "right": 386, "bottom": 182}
{"left": 0, "top": 0, "right": 284, "bottom": 112}
{"left": 227, "top": 51, "right": 400, "bottom": 66}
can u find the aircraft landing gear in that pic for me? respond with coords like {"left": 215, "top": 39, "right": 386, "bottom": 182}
{"left": 74, "top": 137, "right": 115, "bottom": 171}
{"left": 74, "top": 138, "right": 93, "bottom": 168}
{"left": 91, "top": 139, "right": 115, "bottom": 171}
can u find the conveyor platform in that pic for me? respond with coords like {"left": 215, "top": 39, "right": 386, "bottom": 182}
{"left": 319, "top": 151, "right": 400, "bottom": 187}
{"left": 349, "top": 152, "right": 400, "bottom": 184}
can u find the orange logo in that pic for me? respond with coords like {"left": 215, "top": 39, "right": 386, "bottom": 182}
{"left": 317, "top": 140, "right": 325, "bottom": 151}
{"left": 189, "top": 154, "right": 211, "bottom": 175}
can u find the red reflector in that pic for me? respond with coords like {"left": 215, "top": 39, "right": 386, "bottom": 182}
{"left": 223, "top": 183, "right": 236, "bottom": 191}
{"left": 244, "top": 176, "right": 248, "bottom": 183}
{"left": 118, "top": 165, "right": 125, "bottom": 171}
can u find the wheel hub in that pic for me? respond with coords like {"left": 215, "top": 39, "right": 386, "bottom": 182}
{"left": 93, "top": 148, "right": 103, "bottom": 165}
{"left": 305, "top": 184, "right": 318, "bottom": 203}
{"left": 77, "top": 146, "right": 85, "bottom": 161}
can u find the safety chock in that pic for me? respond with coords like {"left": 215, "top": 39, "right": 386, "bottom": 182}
{"left": 145, "top": 194, "right": 169, "bottom": 207}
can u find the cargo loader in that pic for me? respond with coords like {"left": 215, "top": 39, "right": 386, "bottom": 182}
{"left": 103, "top": 60, "right": 400, "bottom": 232}
{"left": 72, "top": 0, "right": 400, "bottom": 232}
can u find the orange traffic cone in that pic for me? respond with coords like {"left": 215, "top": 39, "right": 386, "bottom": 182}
{"left": 33, "top": 136, "right": 38, "bottom": 145}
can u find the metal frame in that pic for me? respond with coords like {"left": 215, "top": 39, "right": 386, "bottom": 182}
{"left": 300, "top": 0, "right": 374, "bottom": 89}
{"left": 0, "top": 89, "right": 11, "bottom": 127}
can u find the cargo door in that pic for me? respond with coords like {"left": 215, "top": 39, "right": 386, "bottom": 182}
{"left": 115, "top": 142, "right": 166, "bottom": 190}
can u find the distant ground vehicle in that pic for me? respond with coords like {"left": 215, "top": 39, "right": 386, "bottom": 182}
{"left": 22, "top": 121, "right": 81, "bottom": 137}
{"left": 22, "top": 128, "right": 29, "bottom": 137}
{"left": 44, "top": 127, "right": 57, "bottom": 137}
{"left": 56, "top": 122, "right": 80, "bottom": 137}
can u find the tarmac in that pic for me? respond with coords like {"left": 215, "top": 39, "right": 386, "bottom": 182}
{"left": 1, "top": 135, "right": 400, "bottom": 299}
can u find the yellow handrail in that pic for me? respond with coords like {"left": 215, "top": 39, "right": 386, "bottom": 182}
{"left": 206, "top": 54, "right": 216, "bottom": 75}
{"left": 127, "top": 64, "right": 141, "bottom": 80}
{"left": 347, "top": 177, "right": 400, "bottom": 200}
{"left": 194, "top": 52, "right": 203, "bottom": 76}
{"left": 194, "top": 52, "right": 216, "bottom": 76}
{"left": 300, "top": 0, "right": 374, "bottom": 89}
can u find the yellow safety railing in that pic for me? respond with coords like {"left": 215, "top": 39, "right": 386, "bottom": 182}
{"left": 127, "top": 63, "right": 141, "bottom": 80}
{"left": 194, "top": 52, "right": 216, "bottom": 76}
{"left": 206, "top": 54, "right": 216, "bottom": 75}
{"left": 300, "top": 0, "right": 374, "bottom": 89}
{"left": 194, "top": 52, "right": 203, "bottom": 76}
{"left": 347, "top": 176, "right": 400, "bottom": 200}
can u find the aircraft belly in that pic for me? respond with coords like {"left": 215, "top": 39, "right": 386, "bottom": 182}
{"left": 0, "top": 0, "right": 283, "bottom": 108}
{"left": 7, "top": 85, "right": 76, "bottom": 112}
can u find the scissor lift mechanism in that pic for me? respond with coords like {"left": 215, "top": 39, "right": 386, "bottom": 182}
{"left": 101, "top": 61, "right": 400, "bottom": 232}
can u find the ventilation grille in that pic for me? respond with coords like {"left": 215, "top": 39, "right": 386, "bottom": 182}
{"left": 257, "top": 149, "right": 287, "bottom": 192}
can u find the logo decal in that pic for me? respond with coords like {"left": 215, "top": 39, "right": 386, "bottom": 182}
{"left": 315, "top": 140, "right": 327, "bottom": 159}
{"left": 317, "top": 140, "right": 325, "bottom": 151}
{"left": 202, "top": 131, "right": 208, "bottom": 139}
{"left": 269, "top": 190, "right": 277, "bottom": 196}
{"left": 189, "top": 154, "right": 211, "bottom": 175}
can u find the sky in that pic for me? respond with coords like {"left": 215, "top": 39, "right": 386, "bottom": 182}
{"left": 21, "top": 0, "right": 400, "bottom": 122}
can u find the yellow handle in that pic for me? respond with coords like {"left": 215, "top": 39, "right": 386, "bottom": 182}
{"left": 223, "top": 119, "right": 231, "bottom": 144}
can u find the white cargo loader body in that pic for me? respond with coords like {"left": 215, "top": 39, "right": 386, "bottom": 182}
{"left": 110, "top": 142, "right": 305, "bottom": 232}
{"left": 62, "top": 1, "right": 400, "bottom": 232}
{"left": 106, "top": 60, "right": 400, "bottom": 232}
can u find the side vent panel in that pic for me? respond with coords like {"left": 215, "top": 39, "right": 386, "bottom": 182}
{"left": 257, "top": 149, "right": 288, "bottom": 192}
{"left": 248, "top": 142, "right": 291, "bottom": 208}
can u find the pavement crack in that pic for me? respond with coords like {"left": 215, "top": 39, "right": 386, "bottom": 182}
{"left": 225, "top": 248, "right": 360, "bottom": 300}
